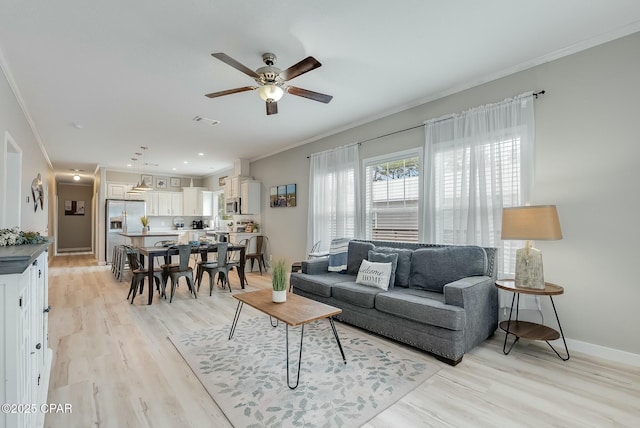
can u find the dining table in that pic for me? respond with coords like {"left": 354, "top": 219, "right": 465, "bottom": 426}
{"left": 136, "top": 243, "right": 247, "bottom": 305}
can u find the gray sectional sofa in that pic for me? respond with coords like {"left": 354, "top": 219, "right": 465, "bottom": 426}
{"left": 290, "top": 240, "right": 498, "bottom": 365}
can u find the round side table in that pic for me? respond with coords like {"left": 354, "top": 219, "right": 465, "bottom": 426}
{"left": 495, "top": 279, "right": 569, "bottom": 361}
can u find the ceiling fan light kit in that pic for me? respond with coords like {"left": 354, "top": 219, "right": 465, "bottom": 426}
{"left": 206, "top": 51, "right": 333, "bottom": 115}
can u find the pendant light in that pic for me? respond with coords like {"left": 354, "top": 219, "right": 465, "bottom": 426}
{"left": 132, "top": 148, "right": 151, "bottom": 191}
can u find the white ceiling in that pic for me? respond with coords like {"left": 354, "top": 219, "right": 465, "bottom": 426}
{"left": 1, "top": 1, "right": 640, "bottom": 184}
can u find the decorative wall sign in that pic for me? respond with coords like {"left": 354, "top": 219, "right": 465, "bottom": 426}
{"left": 270, "top": 183, "right": 296, "bottom": 207}
{"left": 141, "top": 174, "right": 153, "bottom": 186}
{"left": 219, "top": 176, "right": 228, "bottom": 187}
{"left": 64, "top": 200, "right": 85, "bottom": 215}
{"left": 170, "top": 177, "right": 181, "bottom": 187}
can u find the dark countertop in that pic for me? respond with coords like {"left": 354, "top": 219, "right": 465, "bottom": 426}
{"left": 0, "top": 242, "right": 49, "bottom": 275}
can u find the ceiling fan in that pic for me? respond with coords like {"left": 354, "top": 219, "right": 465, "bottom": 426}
{"left": 205, "top": 52, "right": 333, "bottom": 115}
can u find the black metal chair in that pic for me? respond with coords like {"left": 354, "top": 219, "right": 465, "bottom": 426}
{"left": 196, "top": 242, "right": 237, "bottom": 294}
{"left": 162, "top": 244, "right": 196, "bottom": 302}
{"left": 245, "top": 235, "right": 266, "bottom": 274}
{"left": 124, "top": 245, "right": 164, "bottom": 304}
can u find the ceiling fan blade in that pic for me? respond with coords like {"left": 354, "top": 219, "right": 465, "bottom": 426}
{"left": 266, "top": 101, "right": 278, "bottom": 115}
{"left": 287, "top": 86, "right": 333, "bottom": 103}
{"left": 280, "top": 56, "right": 322, "bottom": 81}
{"left": 205, "top": 86, "right": 257, "bottom": 98}
{"left": 211, "top": 53, "right": 260, "bottom": 79}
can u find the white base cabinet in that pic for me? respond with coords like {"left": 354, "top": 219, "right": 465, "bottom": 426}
{"left": 0, "top": 244, "right": 51, "bottom": 428}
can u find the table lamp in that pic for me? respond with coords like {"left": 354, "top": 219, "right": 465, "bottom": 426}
{"left": 501, "top": 205, "right": 562, "bottom": 289}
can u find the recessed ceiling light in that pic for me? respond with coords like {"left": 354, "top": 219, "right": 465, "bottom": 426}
{"left": 183, "top": 161, "right": 188, "bottom": 164}
{"left": 71, "top": 122, "right": 84, "bottom": 129}
{"left": 198, "top": 152, "right": 204, "bottom": 156}
{"left": 172, "top": 167, "right": 177, "bottom": 171}
{"left": 73, "top": 174, "right": 80, "bottom": 181}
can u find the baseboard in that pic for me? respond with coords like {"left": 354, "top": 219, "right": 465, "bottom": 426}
{"left": 564, "top": 338, "right": 640, "bottom": 366}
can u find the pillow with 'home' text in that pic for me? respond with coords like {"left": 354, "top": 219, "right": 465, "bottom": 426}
{"left": 356, "top": 259, "right": 392, "bottom": 291}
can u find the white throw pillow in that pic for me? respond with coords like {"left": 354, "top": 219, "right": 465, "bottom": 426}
{"left": 356, "top": 259, "right": 392, "bottom": 291}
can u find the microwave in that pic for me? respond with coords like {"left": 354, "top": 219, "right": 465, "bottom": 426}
{"left": 225, "top": 198, "right": 240, "bottom": 214}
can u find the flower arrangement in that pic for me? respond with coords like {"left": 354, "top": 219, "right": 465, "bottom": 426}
{"left": 140, "top": 216, "right": 150, "bottom": 227}
{"left": 0, "top": 228, "right": 49, "bottom": 246}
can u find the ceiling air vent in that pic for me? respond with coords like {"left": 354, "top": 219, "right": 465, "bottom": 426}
{"left": 193, "top": 116, "right": 220, "bottom": 126}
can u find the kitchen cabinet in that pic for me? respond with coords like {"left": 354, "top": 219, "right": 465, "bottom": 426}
{"left": 107, "top": 182, "right": 143, "bottom": 200}
{"left": 157, "top": 192, "right": 183, "bottom": 216}
{"left": 240, "top": 180, "right": 260, "bottom": 214}
{"left": 224, "top": 176, "right": 251, "bottom": 200}
{"left": 0, "top": 244, "right": 51, "bottom": 428}
{"left": 183, "top": 187, "right": 213, "bottom": 217}
{"left": 142, "top": 191, "right": 159, "bottom": 216}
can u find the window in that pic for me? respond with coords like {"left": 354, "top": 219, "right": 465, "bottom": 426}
{"left": 363, "top": 150, "right": 421, "bottom": 242}
{"left": 433, "top": 137, "right": 523, "bottom": 275}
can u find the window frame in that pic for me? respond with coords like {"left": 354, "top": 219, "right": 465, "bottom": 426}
{"left": 361, "top": 147, "right": 424, "bottom": 243}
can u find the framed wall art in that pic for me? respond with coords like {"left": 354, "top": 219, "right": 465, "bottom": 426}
{"left": 156, "top": 177, "right": 168, "bottom": 189}
{"left": 170, "top": 177, "right": 181, "bottom": 187}
{"left": 270, "top": 183, "right": 296, "bottom": 207}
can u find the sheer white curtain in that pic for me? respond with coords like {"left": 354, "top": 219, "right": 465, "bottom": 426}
{"left": 307, "top": 144, "right": 360, "bottom": 253}
{"left": 424, "top": 92, "right": 535, "bottom": 278}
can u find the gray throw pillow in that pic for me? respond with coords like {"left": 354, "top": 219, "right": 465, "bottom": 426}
{"left": 346, "top": 241, "right": 375, "bottom": 275}
{"left": 368, "top": 250, "right": 398, "bottom": 289}
{"left": 372, "top": 247, "right": 413, "bottom": 287}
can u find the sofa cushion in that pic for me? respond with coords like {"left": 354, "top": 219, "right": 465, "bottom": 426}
{"left": 375, "top": 289, "right": 466, "bottom": 330}
{"left": 332, "top": 281, "right": 383, "bottom": 308}
{"left": 356, "top": 259, "right": 392, "bottom": 291}
{"left": 409, "top": 246, "right": 487, "bottom": 293}
{"left": 290, "top": 272, "right": 354, "bottom": 298}
{"left": 368, "top": 250, "right": 398, "bottom": 289}
{"left": 372, "top": 247, "right": 413, "bottom": 287}
{"left": 328, "top": 238, "right": 350, "bottom": 272}
{"left": 346, "top": 241, "right": 376, "bottom": 274}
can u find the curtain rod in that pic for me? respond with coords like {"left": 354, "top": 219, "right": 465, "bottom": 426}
{"left": 306, "top": 90, "right": 545, "bottom": 157}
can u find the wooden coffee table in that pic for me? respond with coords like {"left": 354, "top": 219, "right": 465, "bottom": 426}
{"left": 229, "top": 289, "right": 346, "bottom": 389}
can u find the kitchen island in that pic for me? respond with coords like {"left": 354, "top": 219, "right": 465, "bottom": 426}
{"left": 119, "top": 231, "right": 180, "bottom": 248}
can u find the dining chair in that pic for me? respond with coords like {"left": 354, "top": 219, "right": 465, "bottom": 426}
{"left": 124, "top": 245, "right": 164, "bottom": 304}
{"left": 163, "top": 244, "right": 196, "bottom": 302}
{"left": 245, "top": 235, "right": 266, "bottom": 274}
{"left": 196, "top": 242, "right": 235, "bottom": 294}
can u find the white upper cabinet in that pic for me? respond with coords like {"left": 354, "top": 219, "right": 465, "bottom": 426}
{"left": 157, "top": 192, "right": 183, "bottom": 216}
{"left": 107, "top": 182, "right": 143, "bottom": 200}
{"left": 183, "top": 187, "right": 213, "bottom": 217}
{"left": 240, "top": 180, "right": 260, "bottom": 214}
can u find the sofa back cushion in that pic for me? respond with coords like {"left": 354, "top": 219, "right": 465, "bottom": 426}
{"left": 368, "top": 250, "right": 398, "bottom": 289}
{"left": 410, "top": 246, "right": 487, "bottom": 293}
{"left": 372, "top": 247, "right": 413, "bottom": 287}
{"left": 346, "top": 241, "right": 375, "bottom": 274}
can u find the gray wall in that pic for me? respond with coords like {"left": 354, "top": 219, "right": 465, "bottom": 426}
{"left": 250, "top": 32, "right": 640, "bottom": 356}
{"left": 57, "top": 183, "right": 93, "bottom": 251}
{"left": 0, "top": 63, "right": 52, "bottom": 235}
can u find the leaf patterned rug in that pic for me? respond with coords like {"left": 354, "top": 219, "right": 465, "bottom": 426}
{"left": 169, "top": 316, "right": 441, "bottom": 428}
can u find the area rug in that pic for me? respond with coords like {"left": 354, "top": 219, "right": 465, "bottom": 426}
{"left": 169, "top": 316, "right": 441, "bottom": 427}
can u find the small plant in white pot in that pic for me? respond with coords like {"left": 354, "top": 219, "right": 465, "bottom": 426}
{"left": 271, "top": 259, "right": 288, "bottom": 303}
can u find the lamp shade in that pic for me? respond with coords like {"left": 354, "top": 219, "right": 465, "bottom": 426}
{"left": 257, "top": 84, "right": 284, "bottom": 102}
{"left": 501, "top": 205, "right": 562, "bottom": 240}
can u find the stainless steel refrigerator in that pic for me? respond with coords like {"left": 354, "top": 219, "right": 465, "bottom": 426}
{"left": 105, "top": 199, "right": 146, "bottom": 263}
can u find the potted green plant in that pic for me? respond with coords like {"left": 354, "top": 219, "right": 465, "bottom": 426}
{"left": 140, "top": 216, "right": 150, "bottom": 233}
{"left": 271, "top": 258, "right": 288, "bottom": 302}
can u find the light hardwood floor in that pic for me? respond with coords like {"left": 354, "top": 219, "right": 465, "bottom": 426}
{"left": 44, "top": 255, "right": 640, "bottom": 428}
